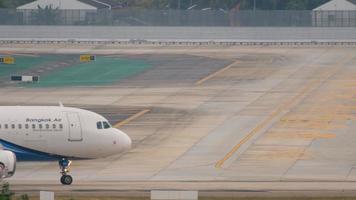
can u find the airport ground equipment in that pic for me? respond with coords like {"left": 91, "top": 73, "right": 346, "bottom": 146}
{"left": 11, "top": 75, "right": 39, "bottom": 82}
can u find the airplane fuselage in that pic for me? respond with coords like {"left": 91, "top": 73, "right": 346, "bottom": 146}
{"left": 0, "top": 106, "right": 131, "bottom": 160}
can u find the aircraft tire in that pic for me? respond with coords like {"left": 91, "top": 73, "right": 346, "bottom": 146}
{"left": 61, "top": 175, "right": 73, "bottom": 185}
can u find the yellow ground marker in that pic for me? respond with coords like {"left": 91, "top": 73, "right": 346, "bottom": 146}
{"left": 0, "top": 56, "right": 15, "bottom": 64}
{"left": 80, "top": 55, "right": 95, "bottom": 62}
{"left": 215, "top": 53, "right": 354, "bottom": 169}
{"left": 195, "top": 60, "right": 239, "bottom": 85}
{"left": 114, "top": 109, "right": 150, "bottom": 128}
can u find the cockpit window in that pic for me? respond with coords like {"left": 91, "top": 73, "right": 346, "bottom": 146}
{"left": 97, "top": 122, "right": 103, "bottom": 129}
{"left": 103, "top": 121, "right": 111, "bottom": 129}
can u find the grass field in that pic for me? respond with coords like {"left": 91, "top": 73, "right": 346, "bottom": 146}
{"left": 0, "top": 54, "right": 152, "bottom": 87}
{"left": 30, "top": 57, "right": 151, "bottom": 87}
{"left": 0, "top": 55, "right": 54, "bottom": 77}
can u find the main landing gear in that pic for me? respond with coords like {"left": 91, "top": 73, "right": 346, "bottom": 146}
{"left": 59, "top": 158, "right": 73, "bottom": 185}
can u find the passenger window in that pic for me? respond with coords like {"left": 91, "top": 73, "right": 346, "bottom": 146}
{"left": 25, "top": 124, "right": 29, "bottom": 129}
{"left": 53, "top": 124, "right": 56, "bottom": 129}
{"left": 5, "top": 124, "right": 8, "bottom": 129}
{"left": 11, "top": 124, "right": 15, "bottom": 129}
{"left": 0, "top": 124, "right": 1, "bottom": 129}
{"left": 103, "top": 121, "right": 111, "bottom": 129}
{"left": 32, "top": 124, "right": 36, "bottom": 129}
{"left": 59, "top": 124, "right": 63, "bottom": 129}
{"left": 18, "top": 124, "right": 22, "bottom": 129}
{"left": 97, "top": 122, "right": 103, "bottom": 129}
{"left": 46, "top": 124, "right": 49, "bottom": 129}
{"left": 39, "top": 124, "right": 43, "bottom": 129}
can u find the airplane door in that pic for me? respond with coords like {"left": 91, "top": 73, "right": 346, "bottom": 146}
{"left": 66, "top": 112, "right": 83, "bottom": 141}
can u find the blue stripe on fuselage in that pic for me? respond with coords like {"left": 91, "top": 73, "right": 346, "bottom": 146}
{"left": 0, "top": 139, "right": 62, "bottom": 161}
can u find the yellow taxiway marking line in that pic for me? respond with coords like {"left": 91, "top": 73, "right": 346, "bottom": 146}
{"left": 215, "top": 80, "right": 318, "bottom": 168}
{"left": 195, "top": 60, "right": 239, "bottom": 85}
{"left": 215, "top": 78, "right": 315, "bottom": 168}
{"left": 114, "top": 109, "right": 150, "bottom": 128}
{"left": 215, "top": 53, "right": 354, "bottom": 169}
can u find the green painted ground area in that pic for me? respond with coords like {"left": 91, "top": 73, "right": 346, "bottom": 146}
{"left": 31, "top": 57, "right": 151, "bottom": 87}
{"left": 0, "top": 55, "right": 54, "bottom": 77}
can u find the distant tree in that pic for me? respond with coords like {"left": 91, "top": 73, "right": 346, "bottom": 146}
{"left": 238, "top": 0, "right": 331, "bottom": 10}
{"left": 0, "top": 0, "right": 345, "bottom": 10}
{"left": 32, "top": 5, "right": 60, "bottom": 25}
{"left": 306, "top": 0, "right": 330, "bottom": 10}
{"left": 195, "top": 0, "right": 240, "bottom": 9}
{"left": 0, "top": 0, "right": 33, "bottom": 8}
{"left": 286, "top": 0, "right": 308, "bottom": 10}
{"left": 127, "top": 0, "right": 170, "bottom": 8}
{"left": 0, "top": 0, "right": 4, "bottom": 8}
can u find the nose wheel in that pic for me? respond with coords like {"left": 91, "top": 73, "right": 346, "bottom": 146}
{"left": 59, "top": 158, "right": 73, "bottom": 185}
{"left": 60, "top": 174, "right": 73, "bottom": 185}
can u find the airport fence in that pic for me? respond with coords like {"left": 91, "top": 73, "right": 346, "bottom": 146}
{"left": 0, "top": 9, "right": 356, "bottom": 27}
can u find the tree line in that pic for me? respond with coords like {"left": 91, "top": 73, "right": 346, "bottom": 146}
{"left": 0, "top": 0, "right": 350, "bottom": 10}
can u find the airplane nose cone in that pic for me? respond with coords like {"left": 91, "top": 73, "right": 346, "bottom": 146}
{"left": 121, "top": 132, "right": 132, "bottom": 151}
{"left": 116, "top": 129, "right": 131, "bottom": 152}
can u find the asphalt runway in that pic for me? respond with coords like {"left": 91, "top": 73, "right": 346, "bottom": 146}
{"left": 0, "top": 45, "right": 356, "bottom": 197}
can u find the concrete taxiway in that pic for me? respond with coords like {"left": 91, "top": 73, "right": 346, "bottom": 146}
{"left": 0, "top": 45, "right": 356, "bottom": 196}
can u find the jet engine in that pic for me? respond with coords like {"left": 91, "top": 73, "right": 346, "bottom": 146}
{"left": 0, "top": 150, "right": 16, "bottom": 179}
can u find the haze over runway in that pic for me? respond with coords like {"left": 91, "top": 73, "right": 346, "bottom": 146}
{"left": 0, "top": 45, "right": 356, "bottom": 195}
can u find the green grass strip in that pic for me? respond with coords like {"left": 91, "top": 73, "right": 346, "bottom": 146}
{"left": 0, "top": 55, "right": 54, "bottom": 77}
{"left": 31, "top": 57, "right": 151, "bottom": 87}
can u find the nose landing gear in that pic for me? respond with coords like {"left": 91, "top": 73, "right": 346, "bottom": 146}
{"left": 59, "top": 158, "right": 73, "bottom": 185}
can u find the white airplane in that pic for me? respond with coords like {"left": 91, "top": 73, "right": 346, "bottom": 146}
{"left": 0, "top": 104, "right": 132, "bottom": 185}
